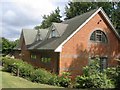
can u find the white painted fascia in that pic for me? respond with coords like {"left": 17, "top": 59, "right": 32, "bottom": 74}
{"left": 54, "top": 7, "right": 120, "bottom": 52}
{"left": 54, "top": 7, "right": 102, "bottom": 52}
{"left": 100, "top": 8, "right": 120, "bottom": 39}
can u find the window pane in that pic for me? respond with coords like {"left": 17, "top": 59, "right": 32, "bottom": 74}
{"left": 102, "top": 33, "right": 107, "bottom": 43}
{"left": 90, "top": 32, "right": 95, "bottom": 41}
{"left": 100, "top": 57, "right": 107, "bottom": 71}
{"left": 51, "top": 30, "right": 56, "bottom": 37}
{"left": 90, "top": 30, "right": 107, "bottom": 43}
{"left": 31, "top": 54, "right": 36, "bottom": 59}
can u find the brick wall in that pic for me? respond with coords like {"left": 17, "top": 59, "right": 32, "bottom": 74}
{"left": 59, "top": 12, "right": 120, "bottom": 77}
{"left": 29, "top": 50, "right": 59, "bottom": 74}
{"left": 14, "top": 32, "right": 60, "bottom": 74}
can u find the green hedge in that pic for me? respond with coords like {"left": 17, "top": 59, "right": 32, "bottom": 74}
{"left": 2, "top": 57, "right": 34, "bottom": 80}
{"left": 30, "top": 68, "right": 52, "bottom": 84}
{"left": 1, "top": 56, "right": 119, "bottom": 88}
{"left": 1, "top": 56, "right": 71, "bottom": 87}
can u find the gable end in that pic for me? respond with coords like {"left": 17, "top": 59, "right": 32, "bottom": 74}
{"left": 55, "top": 7, "right": 120, "bottom": 52}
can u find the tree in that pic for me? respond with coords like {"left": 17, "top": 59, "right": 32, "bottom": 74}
{"left": 34, "top": 7, "right": 62, "bottom": 29}
{"left": 112, "top": 2, "right": 120, "bottom": 34}
{"left": 2, "top": 37, "right": 18, "bottom": 55}
{"left": 64, "top": 2, "right": 96, "bottom": 20}
{"left": 64, "top": 1, "right": 120, "bottom": 34}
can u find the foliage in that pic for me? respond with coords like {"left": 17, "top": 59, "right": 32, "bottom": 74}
{"left": 74, "top": 57, "right": 115, "bottom": 88}
{"left": 34, "top": 7, "right": 62, "bottom": 29}
{"left": 2, "top": 37, "right": 19, "bottom": 55}
{"left": 30, "top": 68, "right": 52, "bottom": 84}
{"left": 1, "top": 57, "right": 72, "bottom": 87}
{"left": 2, "top": 56, "right": 119, "bottom": 88}
{"left": 105, "top": 66, "right": 120, "bottom": 88}
{"left": 65, "top": 1, "right": 120, "bottom": 34}
{"left": 48, "top": 74, "right": 60, "bottom": 86}
{"left": 2, "top": 57, "right": 16, "bottom": 72}
{"left": 65, "top": 2, "right": 95, "bottom": 19}
{"left": 58, "top": 72, "right": 71, "bottom": 87}
{"left": 2, "top": 57, "right": 52, "bottom": 83}
{"left": 13, "top": 61, "right": 34, "bottom": 80}
{"left": 115, "top": 66, "right": 120, "bottom": 88}
{"left": 2, "top": 56, "right": 34, "bottom": 80}
{"left": 2, "top": 71, "right": 61, "bottom": 88}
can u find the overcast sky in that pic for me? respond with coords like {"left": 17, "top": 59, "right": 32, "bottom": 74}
{"left": 0, "top": 0, "right": 69, "bottom": 41}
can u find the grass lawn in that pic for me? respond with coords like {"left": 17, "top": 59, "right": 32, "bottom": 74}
{"left": 0, "top": 70, "right": 62, "bottom": 88}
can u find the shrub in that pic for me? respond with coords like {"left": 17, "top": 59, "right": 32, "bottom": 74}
{"left": 30, "top": 68, "right": 52, "bottom": 84}
{"left": 13, "top": 61, "right": 34, "bottom": 80}
{"left": 1, "top": 57, "right": 72, "bottom": 88}
{"left": 75, "top": 75, "right": 93, "bottom": 88}
{"left": 115, "top": 66, "right": 120, "bottom": 88}
{"left": 104, "top": 66, "right": 120, "bottom": 88}
{"left": 2, "top": 57, "right": 16, "bottom": 72}
{"left": 58, "top": 72, "right": 71, "bottom": 87}
{"left": 2, "top": 57, "right": 34, "bottom": 80}
{"left": 74, "top": 57, "right": 115, "bottom": 88}
{"left": 48, "top": 74, "right": 60, "bottom": 86}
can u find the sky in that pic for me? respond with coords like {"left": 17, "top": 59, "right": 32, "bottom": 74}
{"left": 0, "top": 0, "right": 69, "bottom": 41}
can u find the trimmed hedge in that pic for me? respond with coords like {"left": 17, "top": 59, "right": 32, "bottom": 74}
{"left": 2, "top": 57, "right": 34, "bottom": 80}
{"left": 2, "top": 56, "right": 118, "bottom": 88}
{"left": 1, "top": 56, "right": 71, "bottom": 87}
{"left": 30, "top": 68, "right": 53, "bottom": 84}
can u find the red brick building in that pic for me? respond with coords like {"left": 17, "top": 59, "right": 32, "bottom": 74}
{"left": 14, "top": 7, "right": 120, "bottom": 77}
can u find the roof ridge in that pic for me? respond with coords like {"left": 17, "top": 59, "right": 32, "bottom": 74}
{"left": 62, "top": 8, "right": 99, "bottom": 24}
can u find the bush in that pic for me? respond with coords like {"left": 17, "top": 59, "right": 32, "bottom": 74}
{"left": 2, "top": 57, "right": 54, "bottom": 84}
{"left": 75, "top": 75, "right": 93, "bottom": 88}
{"left": 115, "top": 66, "right": 120, "bottom": 88}
{"left": 105, "top": 66, "right": 120, "bottom": 88}
{"left": 2, "top": 57, "right": 16, "bottom": 72}
{"left": 75, "top": 73, "right": 114, "bottom": 88}
{"left": 74, "top": 57, "right": 115, "bottom": 88}
{"left": 30, "top": 68, "right": 52, "bottom": 84}
{"left": 58, "top": 72, "right": 71, "bottom": 87}
{"left": 48, "top": 74, "right": 60, "bottom": 86}
{"left": 2, "top": 57, "right": 73, "bottom": 87}
{"left": 13, "top": 61, "right": 34, "bottom": 80}
{"left": 2, "top": 56, "right": 118, "bottom": 88}
{"left": 2, "top": 57, "right": 34, "bottom": 80}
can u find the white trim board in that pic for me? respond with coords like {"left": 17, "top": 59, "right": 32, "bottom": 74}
{"left": 54, "top": 7, "right": 120, "bottom": 52}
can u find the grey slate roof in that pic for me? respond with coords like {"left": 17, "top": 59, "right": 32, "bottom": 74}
{"left": 14, "top": 28, "right": 48, "bottom": 50}
{"left": 53, "top": 23, "right": 68, "bottom": 36}
{"left": 23, "top": 29, "right": 48, "bottom": 45}
{"left": 28, "top": 8, "right": 98, "bottom": 50}
{"left": 15, "top": 7, "right": 120, "bottom": 51}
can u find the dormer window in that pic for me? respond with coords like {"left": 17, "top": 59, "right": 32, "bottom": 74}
{"left": 35, "top": 29, "right": 42, "bottom": 41}
{"left": 50, "top": 26, "right": 59, "bottom": 38}
{"left": 48, "top": 24, "right": 60, "bottom": 38}
{"left": 51, "top": 29, "right": 56, "bottom": 38}
{"left": 90, "top": 30, "right": 108, "bottom": 43}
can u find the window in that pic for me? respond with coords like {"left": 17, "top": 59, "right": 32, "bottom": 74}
{"left": 51, "top": 30, "right": 56, "bottom": 38}
{"left": 100, "top": 57, "right": 108, "bottom": 71}
{"left": 41, "top": 57, "right": 51, "bottom": 63}
{"left": 31, "top": 54, "right": 36, "bottom": 59}
{"left": 90, "top": 30, "right": 108, "bottom": 43}
{"left": 89, "top": 56, "right": 108, "bottom": 71}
